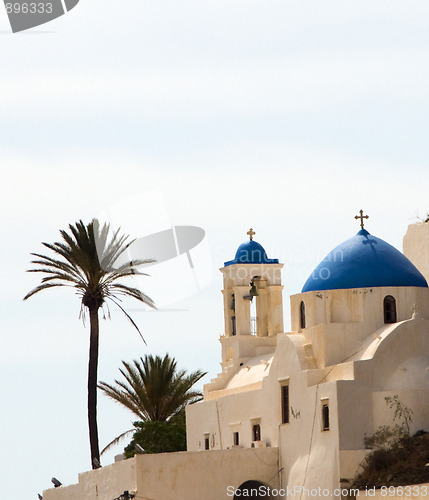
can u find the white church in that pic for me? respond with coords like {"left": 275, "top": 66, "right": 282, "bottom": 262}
{"left": 44, "top": 215, "right": 429, "bottom": 500}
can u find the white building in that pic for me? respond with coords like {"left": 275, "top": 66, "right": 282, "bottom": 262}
{"left": 187, "top": 218, "right": 429, "bottom": 497}
{"left": 44, "top": 219, "right": 429, "bottom": 500}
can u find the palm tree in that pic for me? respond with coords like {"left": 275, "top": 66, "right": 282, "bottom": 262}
{"left": 98, "top": 354, "right": 206, "bottom": 453}
{"left": 24, "top": 219, "right": 155, "bottom": 469}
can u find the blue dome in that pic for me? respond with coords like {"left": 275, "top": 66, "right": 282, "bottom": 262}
{"left": 224, "top": 240, "right": 279, "bottom": 266}
{"left": 302, "top": 229, "right": 428, "bottom": 292}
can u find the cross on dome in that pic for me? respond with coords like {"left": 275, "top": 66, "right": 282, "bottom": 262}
{"left": 247, "top": 228, "right": 256, "bottom": 241}
{"left": 355, "top": 209, "right": 369, "bottom": 229}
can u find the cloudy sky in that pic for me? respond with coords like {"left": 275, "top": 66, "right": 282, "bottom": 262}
{"left": 1, "top": 1, "right": 429, "bottom": 497}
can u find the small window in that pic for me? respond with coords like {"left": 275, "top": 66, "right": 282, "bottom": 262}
{"left": 321, "top": 401, "right": 330, "bottom": 431}
{"left": 231, "top": 315, "right": 236, "bottom": 336}
{"left": 300, "top": 301, "right": 306, "bottom": 329}
{"left": 281, "top": 384, "right": 289, "bottom": 424}
{"left": 384, "top": 295, "right": 397, "bottom": 324}
{"left": 204, "top": 434, "right": 210, "bottom": 450}
{"left": 233, "top": 432, "right": 239, "bottom": 446}
{"left": 252, "top": 423, "right": 261, "bottom": 442}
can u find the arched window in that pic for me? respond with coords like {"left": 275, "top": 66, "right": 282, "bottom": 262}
{"left": 300, "top": 301, "right": 306, "bottom": 329}
{"left": 384, "top": 295, "right": 397, "bottom": 324}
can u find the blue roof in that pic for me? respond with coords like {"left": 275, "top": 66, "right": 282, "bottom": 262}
{"left": 224, "top": 240, "right": 279, "bottom": 266}
{"left": 302, "top": 229, "right": 428, "bottom": 292}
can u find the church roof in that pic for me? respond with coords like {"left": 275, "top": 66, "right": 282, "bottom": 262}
{"left": 302, "top": 228, "right": 428, "bottom": 292}
{"left": 224, "top": 239, "right": 279, "bottom": 267}
{"left": 225, "top": 354, "right": 274, "bottom": 390}
{"left": 224, "top": 228, "right": 279, "bottom": 266}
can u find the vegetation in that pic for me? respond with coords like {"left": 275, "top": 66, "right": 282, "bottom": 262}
{"left": 124, "top": 411, "right": 187, "bottom": 457}
{"left": 352, "top": 396, "right": 429, "bottom": 489}
{"left": 24, "top": 219, "right": 155, "bottom": 468}
{"left": 99, "top": 354, "right": 206, "bottom": 455}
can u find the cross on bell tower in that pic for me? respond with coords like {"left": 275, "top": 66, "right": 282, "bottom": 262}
{"left": 355, "top": 209, "right": 369, "bottom": 229}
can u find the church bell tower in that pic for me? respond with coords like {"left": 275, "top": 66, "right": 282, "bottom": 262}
{"left": 219, "top": 229, "right": 284, "bottom": 368}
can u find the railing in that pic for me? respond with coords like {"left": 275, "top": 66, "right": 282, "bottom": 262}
{"left": 231, "top": 316, "right": 257, "bottom": 336}
{"left": 250, "top": 316, "right": 257, "bottom": 335}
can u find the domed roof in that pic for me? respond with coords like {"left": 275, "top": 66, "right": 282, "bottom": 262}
{"left": 302, "top": 228, "right": 428, "bottom": 293}
{"left": 224, "top": 239, "right": 279, "bottom": 266}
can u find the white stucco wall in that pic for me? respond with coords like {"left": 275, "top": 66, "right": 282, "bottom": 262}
{"left": 43, "top": 458, "right": 137, "bottom": 500}
{"left": 43, "top": 448, "right": 279, "bottom": 500}
{"left": 404, "top": 222, "right": 429, "bottom": 285}
{"left": 290, "top": 286, "right": 429, "bottom": 368}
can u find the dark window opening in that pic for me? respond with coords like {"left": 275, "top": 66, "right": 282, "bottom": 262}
{"left": 234, "top": 481, "right": 274, "bottom": 500}
{"left": 231, "top": 315, "right": 236, "bottom": 336}
{"left": 233, "top": 432, "right": 239, "bottom": 446}
{"left": 204, "top": 435, "right": 210, "bottom": 450}
{"left": 384, "top": 295, "right": 397, "bottom": 324}
{"left": 281, "top": 385, "right": 289, "bottom": 424}
{"left": 322, "top": 403, "right": 330, "bottom": 431}
{"left": 300, "top": 301, "right": 306, "bottom": 329}
{"left": 252, "top": 424, "right": 261, "bottom": 442}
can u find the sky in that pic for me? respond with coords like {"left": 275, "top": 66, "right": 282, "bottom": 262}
{"left": 1, "top": 1, "right": 429, "bottom": 497}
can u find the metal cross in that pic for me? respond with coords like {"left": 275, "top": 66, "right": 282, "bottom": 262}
{"left": 355, "top": 210, "right": 369, "bottom": 229}
{"left": 247, "top": 228, "right": 256, "bottom": 240}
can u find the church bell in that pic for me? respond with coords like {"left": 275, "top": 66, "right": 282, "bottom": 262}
{"left": 249, "top": 280, "right": 259, "bottom": 297}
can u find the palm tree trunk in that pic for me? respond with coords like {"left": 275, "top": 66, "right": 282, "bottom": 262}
{"left": 88, "top": 306, "right": 101, "bottom": 469}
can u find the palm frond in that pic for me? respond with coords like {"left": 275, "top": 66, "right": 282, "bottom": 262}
{"left": 101, "top": 263, "right": 154, "bottom": 286}
{"left": 100, "top": 429, "right": 135, "bottom": 456}
{"left": 23, "top": 282, "right": 73, "bottom": 300}
{"left": 30, "top": 252, "right": 84, "bottom": 279}
{"left": 107, "top": 296, "right": 147, "bottom": 344}
{"left": 99, "top": 355, "right": 207, "bottom": 423}
{"left": 106, "top": 284, "right": 155, "bottom": 308}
